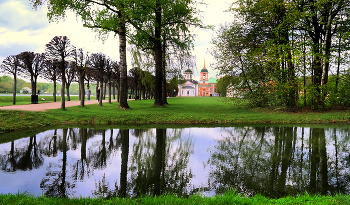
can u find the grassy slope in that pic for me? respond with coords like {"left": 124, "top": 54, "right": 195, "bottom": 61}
{"left": 1, "top": 97, "right": 350, "bottom": 135}
{"left": 1, "top": 192, "right": 350, "bottom": 205}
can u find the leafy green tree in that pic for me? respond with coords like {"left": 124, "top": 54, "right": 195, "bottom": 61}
{"left": 293, "top": 0, "right": 350, "bottom": 109}
{"left": 32, "top": 0, "right": 204, "bottom": 107}
{"left": 216, "top": 75, "right": 234, "bottom": 97}
{"left": 127, "top": 0, "right": 204, "bottom": 106}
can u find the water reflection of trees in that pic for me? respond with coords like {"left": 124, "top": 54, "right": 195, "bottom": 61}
{"left": 0, "top": 135, "right": 43, "bottom": 172}
{"left": 208, "top": 127, "right": 350, "bottom": 198}
{"left": 129, "top": 128, "right": 194, "bottom": 197}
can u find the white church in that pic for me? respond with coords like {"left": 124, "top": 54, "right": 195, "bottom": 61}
{"left": 177, "top": 68, "right": 198, "bottom": 97}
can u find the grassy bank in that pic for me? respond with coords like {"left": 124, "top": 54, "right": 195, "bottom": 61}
{"left": 1, "top": 192, "right": 350, "bottom": 205}
{"left": 1, "top": 97, "right": 350, "bottom": 135}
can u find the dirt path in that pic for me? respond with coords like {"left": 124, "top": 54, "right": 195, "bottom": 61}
{"left": 0, "top": 99, "right": 125, "bottom": 111}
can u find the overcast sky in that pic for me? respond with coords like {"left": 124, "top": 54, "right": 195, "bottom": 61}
{"left": 0, "top": 0, "right": 233, "bottom": 82}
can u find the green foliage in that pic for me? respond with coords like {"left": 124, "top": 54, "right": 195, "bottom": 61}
{"left": 212, "top": 0, "right": 350, "bottom": 110}
{"left": 0, "top": 76, "right": 27, "bottom": 93}
{"left": 337, "top": 74, "right": 350, "bottom": 106}
{"left": 216, "top": 75, "right": 234, "bottom": 97}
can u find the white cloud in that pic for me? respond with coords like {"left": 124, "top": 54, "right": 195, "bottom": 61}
{"left": 0, "top": 0, "right": 49, "bottom": 32}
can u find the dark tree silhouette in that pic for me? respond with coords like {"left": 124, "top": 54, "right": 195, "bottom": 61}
{"left": 42, "top": 59, "right": 61, "bottom": 102}
{"left": 45, "top": 36, "right": 75, "bottom": 110}
{"left": 65, "top": 61, "right": 77, "bottom": 101}
{"left": 111, "top": 61, "right": 121, "bottom": 101}
{"left": 89, "top": 53, "right": 107, "bottom": 106}
{"left": 74, "top": 48, "right": 89, "bottom": 107}
{"left": 17, "top": 51, "right": 45, "bottom": 104}
{"left": 0, "top": 55, "right": 21, "bottom": 104}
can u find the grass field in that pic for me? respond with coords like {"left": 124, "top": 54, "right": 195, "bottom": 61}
{"left": 1, "top": 96, "right": 350, "bottom": 204}
{"left": 1, "top": 191, "right": 350, "bottom": 205}
{"left": 1, "top": 96, "right": 350, "bottom": 135}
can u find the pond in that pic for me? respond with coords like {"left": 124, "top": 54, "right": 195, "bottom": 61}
{"left": 0, "top": 126, "right": 350, "bottom": 198}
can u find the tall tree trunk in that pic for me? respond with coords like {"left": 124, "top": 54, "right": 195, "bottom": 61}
{"left": 79, "top": 74, "right": 85, "bottom": 107}
{"left": 153, "top": 0, "right": 163, "bottom": 106}
{"left": 99, "top": 81, "right": 103, "bottom": 106}
{"left": 162, "top": 42, "right": 168, "bottom": 104}
{"left": 53, "top": 79, "right": 57, "bottom": 102}
{"left": 113, "top": 83, "right": 116, "bottom": 100}
{"left": 103, "top": 81, "right": 107, "bottom": 100}
{"left": 61, "top": 63, "right": 66, "bottom": 110}
{"left": 108, "top": 81, "right": 112, "bottom": 103}
{"left": 13, "top": 73, "right": 16, "bottom": 105}
{"left": 118, "top": 15, "right": 130, "bottom": 109}
{"left": 335, "top": 35, "right": 341, "bottom": 94}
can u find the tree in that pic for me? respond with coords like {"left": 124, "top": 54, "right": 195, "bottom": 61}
{"left": 104, "top": 58, "right": 114, "bottom": 104}
{"left": 294, "top": 0, "right": 350, "bottom": 109}
{"left": 32, "top": 0, "right": 130, "bottom": 109}
{"left": 42, "top": 59, "right": 61, "bottom": 102}
{"left": 75, "top": 48, "right": 89, "bottom": 107}
{"left": 0, "top": 55, "right": 21, "bottom": 104}
{"left": 89, "top": 53, "right": 107, "bottom": 106}
{"left": 18, "top": 51, "right": 45, "bottom": 104}
{"left": 127, "top": 0, "right": 204, "bottom": 106}
{"left": 45, "top": 36, "right": 75, "bottom": 110}
{"left": 65, "top": 61, "right": 77, "bottom": 101}
{"left": 33, "top": 0, "right": 205, "bottom": 107}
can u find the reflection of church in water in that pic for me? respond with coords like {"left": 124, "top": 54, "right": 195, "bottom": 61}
{"left": 178, "top": 60, "right": 218, "bottom": 97}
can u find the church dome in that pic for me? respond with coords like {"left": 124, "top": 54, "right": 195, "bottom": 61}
{"left": 184, "top": 68, "right": 193, "bottom": 73}
{"left": 200, "top": 68, "right": 208, "bottom": 73}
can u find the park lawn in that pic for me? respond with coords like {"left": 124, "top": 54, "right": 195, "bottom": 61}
{"left": 1, "top": 97, "right": 350, "bottom": 135}
{"left": 1, "top": 191, "right": 350, "bottom": 205}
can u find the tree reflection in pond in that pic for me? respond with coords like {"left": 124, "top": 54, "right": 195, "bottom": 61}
{"left": 207, "top": 126, "right": 350, "bottom": 198}
{"left": 40, "top": 128, "right": 74, "bottom": 197}
{"left": 1, "top": 126, "right": 350, "bottom": 198}
{"left": 129, "top": 128, "right": 194, "bottom": 197}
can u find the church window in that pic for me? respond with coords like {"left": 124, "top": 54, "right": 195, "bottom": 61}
{"left": 187, "top": 91, "right": 189, "bottom": 95}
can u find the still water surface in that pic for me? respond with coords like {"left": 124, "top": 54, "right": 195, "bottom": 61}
{"left": 0, "top": 126, "right": 350, "bottom": 198}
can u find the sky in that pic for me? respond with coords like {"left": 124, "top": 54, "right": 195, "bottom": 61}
{"left": 0, "top": 0, "right": 233, "bottom": 82}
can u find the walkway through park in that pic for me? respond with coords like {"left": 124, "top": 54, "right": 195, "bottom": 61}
{"left": 0, "top": 99, "right": 127, "bottom": 112}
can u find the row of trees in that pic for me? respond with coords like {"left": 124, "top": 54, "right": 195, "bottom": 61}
{"left": 0, "top": 36, "right": 123, "bottom": 109}
{"left": 32, "top": 0, "right": 205, "bottom": 109}
{"left": 212, "top": 0, "right": 350, "bottom": 110}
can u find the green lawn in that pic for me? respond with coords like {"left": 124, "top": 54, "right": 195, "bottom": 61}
{"left": 1, "top": 97, "right": 350, "bottom": 204}
{"left": 1, "top": 191, "right": 350, "bottom": 205}
{"left": 1, "top": 96, "right": 350, "bottom": 135}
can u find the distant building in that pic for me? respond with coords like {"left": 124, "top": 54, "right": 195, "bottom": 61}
{"left": 198, "top": 60, "right": 218, "bottom": 97}
{"left": 178, "top": 59, "right": 218, "bottom": 97}
{"left": 20, "top": 87, "right": 31, "bottom": 94}
{"left": 178, "top": 69, "right": 198, "bottom": 96}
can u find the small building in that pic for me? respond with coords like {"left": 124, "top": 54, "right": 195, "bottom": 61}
{"left": 178, "top": 69, "right": 198, "bottom": 97}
